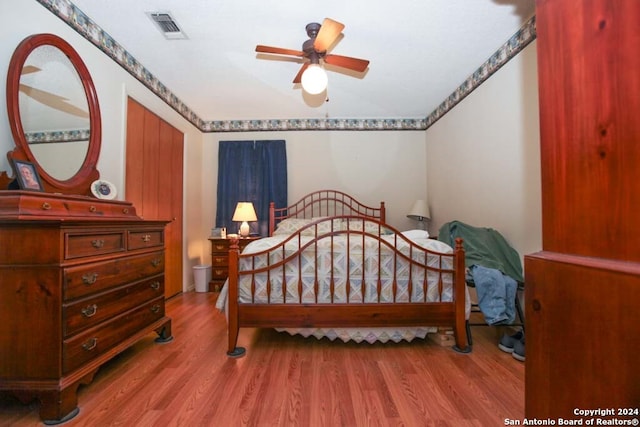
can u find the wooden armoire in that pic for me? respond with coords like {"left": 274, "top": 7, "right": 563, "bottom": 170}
{"left": 525, "top": 0, "right": 640, "bottom": 416}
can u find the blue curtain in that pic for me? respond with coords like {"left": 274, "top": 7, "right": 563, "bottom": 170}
{"left": 215, "top": 140, "right": 287, "bottom": 236}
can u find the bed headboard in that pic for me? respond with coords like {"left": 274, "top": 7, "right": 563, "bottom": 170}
{"left": 269, "top": 189, "right": 385, "bottom": 236}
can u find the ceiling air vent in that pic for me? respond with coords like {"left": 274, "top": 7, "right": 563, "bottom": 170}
{"left": 147, "top": 11, "right": 188, "bottom": 40}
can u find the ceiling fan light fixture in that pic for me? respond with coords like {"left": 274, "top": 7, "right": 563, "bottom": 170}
{"left": 301, "top": 64, "right": 328, "bottom": 95}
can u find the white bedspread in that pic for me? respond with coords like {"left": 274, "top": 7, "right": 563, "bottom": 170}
{"left": 215, "top": 231, "right": 470, "bottom": 343}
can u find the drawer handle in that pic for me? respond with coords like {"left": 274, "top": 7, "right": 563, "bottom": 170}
{"left": 142, "top": 234, "right": 151, "bottom": 242}
{"left": 82, "top": 273, "right": 98, "bottom": 285}
{"left": 89, "top": 205, "right": 97, "bottom": 212}
{"left": 214, "top": 269, "right": 225, "bottom": 275}
{"left": 214, "top": 245, "right": 225, "bottom": 250}
{"left": 42, "top": 202, "right": 51, "bottom": 210}
{"left": 82, "top": 337, "right": 98, "bottom": 351}
{"left": 214, "top": 258, "right": 225, "bottom": 264}
{"left": 150, "top": 281, "right": 161, "bottom": 290}
{"left": 150, "top": 304, "right": 161, "bottom": 314}
{"left": 81, "top": 304, "right": 98, "bottom": 318}
{"left": 122, "top": 208, "right": 129, "bottom": 214}
{"left": 151, "top": 258, "right": 161, "bottom": 267}
{"left": 91, "top": 239, "right": 105, "bottom": 248}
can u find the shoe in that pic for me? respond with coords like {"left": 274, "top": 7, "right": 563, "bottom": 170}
{"left": 512, "top": 336, "right": 525, "bottom": 362}
{"left": 498, "top": 330, "right": 523, "bottom": 353}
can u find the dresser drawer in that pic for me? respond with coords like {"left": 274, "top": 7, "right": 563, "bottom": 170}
{"left": 65, "top": 231, "right": 126, "bottom": 259}
{"left": 64, "top": 201, "right": 135, "bottom": 218}
{"left": 0, "top": 192, "right": 138, "bottom": 219}
{"left": 211, "top": 240, "right": 230, "bottom": 252}
{"left": 211, "top": 254, "right": 229, "bottom": 267}
{"left": 128, "top": 230, "right": 164, "bottom": 250}
{"left": 210, "top": 278, "right": 226, "bottom": 292}
{"left": 211, "top": 267, "right": 229, "bottom": 280}
{"left": 64, "top": 275, "right": 164, "bottom": 337}
{"left": 64, "top": 251, "right": 164, "bottom": 301}
{"left": 63, "top": 297, "right": 165, "bottom": 374}
{"left": 11, "top": 197, "right": 68, "bottom": 216}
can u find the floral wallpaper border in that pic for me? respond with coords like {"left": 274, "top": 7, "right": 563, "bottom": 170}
{"left": 26, "top": 128, "right": 90, "bottom": 144}
{"left": 35, "top": 0, "right": 536, "bottom": 133}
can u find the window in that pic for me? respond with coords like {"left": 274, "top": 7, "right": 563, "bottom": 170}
{"left": 215, "top": 140, "right": 287, "bottom": 236}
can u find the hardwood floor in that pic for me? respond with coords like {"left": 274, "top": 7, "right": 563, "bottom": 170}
{"left": 1, "top": 292, "right": 524, "bottom": 426}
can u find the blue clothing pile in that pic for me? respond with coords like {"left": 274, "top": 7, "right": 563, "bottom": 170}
{"left": 439, "top": 221, "right": 523, "bottom": 325}
{"left": 469, "top": 265, "right": 518, "bottom": 325}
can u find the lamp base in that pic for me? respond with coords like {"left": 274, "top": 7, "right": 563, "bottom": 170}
{"left": 239, "top": 221, "right": 250, "bottom": 237}
{"left": 410, "top": 219, "right": 428, "bottom": 231}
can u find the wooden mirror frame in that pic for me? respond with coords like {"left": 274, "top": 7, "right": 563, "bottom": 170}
{"left": 4, "top": 33, "right": 101, "bottom": 196}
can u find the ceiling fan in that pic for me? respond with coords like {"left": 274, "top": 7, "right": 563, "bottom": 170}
{"left": 255, "top": 18, "right": 370, "bottom": 94}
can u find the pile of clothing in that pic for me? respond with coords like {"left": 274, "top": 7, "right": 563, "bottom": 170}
{"left": 438, "top": 220, "right": 525, "bottom": 361}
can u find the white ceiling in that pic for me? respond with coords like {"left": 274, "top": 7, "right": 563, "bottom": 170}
{"left": 68, "top": 0, "right": 536, "bottom": 124}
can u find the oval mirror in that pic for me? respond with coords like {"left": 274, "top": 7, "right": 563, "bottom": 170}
{"left": 6, "top": 33, "right": 101, "bottom": 195}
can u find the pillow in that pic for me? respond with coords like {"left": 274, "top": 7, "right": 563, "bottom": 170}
{"left": 401, "top": 229, "right": 430, "bottom": 240}
{"left": 272, "top": 218, "right": 312, "bottom": 235}
{"left": 273, "top": 217, "right": 340, "bottom": 236}
{"left": 303, "top": 217, "right": 342, "bottom": 235}
{"left": 274, "top": 217, "right": 391, "bottom": 236}
{"left": 342, "top": 218, "right": 393, "bottom": 235}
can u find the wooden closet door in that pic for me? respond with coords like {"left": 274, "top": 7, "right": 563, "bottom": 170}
{"left": 125, "top": 99, "right": 144, "bottom": 213}
{"left": 126, "top": 98, "right": 184, "bottom": 298}
{"left": 158, "top": 120, "right": 184, "bottom": 298}
{"left": 141, "top": 110, "right": 160, "bottom": 219}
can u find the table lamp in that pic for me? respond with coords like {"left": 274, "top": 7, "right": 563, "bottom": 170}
{"left": 232, "top": 202, "right": 257, "bottom": 237}
{"left": 407, "top": 199, "right": 430, "bottom": 230}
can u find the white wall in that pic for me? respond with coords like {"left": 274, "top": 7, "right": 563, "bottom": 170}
{"left": 0, "top": 0, "right": 205, "bottom": 291}
{"left": 201, "top": 130, "right": 429, "bottom": 240}
{"left": 426, "top": 42, "right": 542, "bottom": 259}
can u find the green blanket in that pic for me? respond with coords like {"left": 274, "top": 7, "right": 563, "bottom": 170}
{"left": 438, "top": 220, "right": 523, "bottom": 283}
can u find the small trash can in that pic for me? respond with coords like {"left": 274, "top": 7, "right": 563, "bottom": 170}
{"left": 193, "top": 264, "right": 212, "bottom": 292}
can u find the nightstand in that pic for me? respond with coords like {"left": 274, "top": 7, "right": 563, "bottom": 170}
{"left": 208, "top": 236, "right": 260, "bottom": 291}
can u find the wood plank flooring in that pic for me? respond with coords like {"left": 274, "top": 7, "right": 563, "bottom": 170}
{"left": 0, "top": 292, "right": 524, "bottom": 426}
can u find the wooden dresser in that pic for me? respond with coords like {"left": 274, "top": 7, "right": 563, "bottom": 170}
{"left": 208, "top": 236, "right": 259, "bottom": 291}
{"left": 0, "top": 191, "right": 172, "bottom": 424}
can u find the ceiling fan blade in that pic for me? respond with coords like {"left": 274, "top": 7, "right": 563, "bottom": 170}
{"left": 324, "top": 54, "right": 369, "bottom": 72}
{"left": 292, "top": 63, "right": 310, "bottom": 84}
{"left": 22, "top": 65, "right": 41, "bottom": 75}
{"left": 19, "top": 84, "right": 89, "bottom": 118}
{"left": 256, "top": 45, "right": 304, "bottom": 57}
{"left": 313, "top": 18, "right": 345, "bottom": 52}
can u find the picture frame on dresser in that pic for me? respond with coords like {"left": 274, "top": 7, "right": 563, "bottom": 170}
{"left": 13, "top": 159, "right": 44, "bottom": 191}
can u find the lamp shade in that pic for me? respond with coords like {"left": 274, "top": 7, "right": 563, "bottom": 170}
{"left": 232, "top": 202, "right": 258, "bottom": 237}
{"left": 232, "top": 202, "right": 257, "bottom": 222}
{"left": 407, "top": 199, "right": 430, "bottom": 221}
{"left": 301, "top": 64, "right": 328, "bottom": 95}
